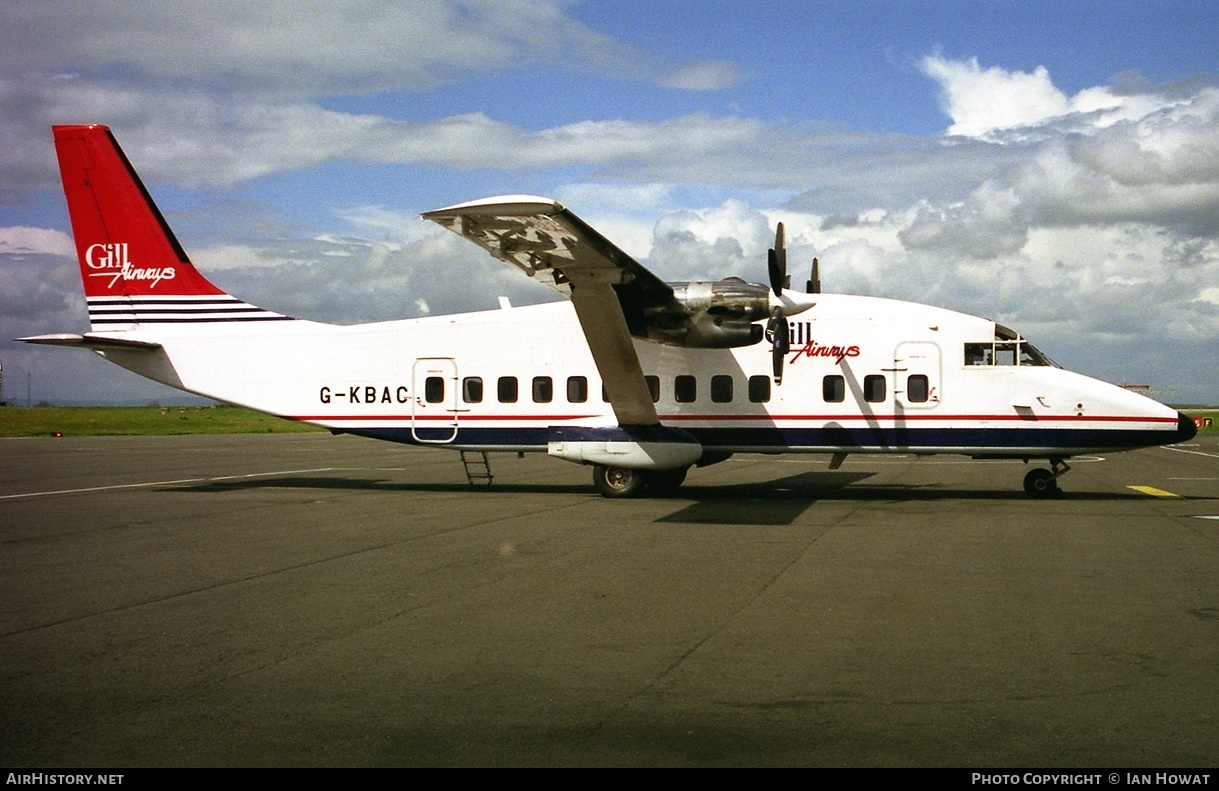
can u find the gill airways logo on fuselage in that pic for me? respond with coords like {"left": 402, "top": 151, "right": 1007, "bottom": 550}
{"left": 85, "top": 243, "right": 176, "bottom": 289}
{"left": 788, "top": 340, "right": 861, "bottom": 365}
{"left": 768, "top": 321, "right": 862, "bottom": 365}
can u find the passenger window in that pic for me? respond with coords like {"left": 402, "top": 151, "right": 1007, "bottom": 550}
{"left": 711, "top": 375, "right": 733, "bottom": 403}
{"left": 532, "top": 376, "right": 553, "bottom": 403}
{"left": 823, "top": 375, "right": 845, "bottom": 403}
{"left": 864, "top": 374, "right": 886, "bottom": 403}
{"left": 748, "top": 375, "right": 771, "bottom": 403}
{"left": 567, "top": 376, "right": 588, "bottom": 403}
{"left": 907, "top": 374, "right": 929, "bottom": 403}
{"left": 497, "top": 376, "right": 518, "bottom": 403}
{"left": 675, "top": 375, "right": 696, "bottom": 403}
{"left": 462, "top": 377, "right": 483, "bottom": 404}
{"left": 645, "top": 375, "right": 660, "bottom": 403}
{"left": 425, "top": 376, "right": 444, "bottom": 404}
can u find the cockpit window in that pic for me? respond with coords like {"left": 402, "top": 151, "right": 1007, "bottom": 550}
{"left": 1020, "top": 343, "right": 1053, "bottom": 366}
{"left": 965, "top": 343, "right": 993, "bottom": 366}
{"left": 965, "top": 326, "right": 1057, "bottom": 367}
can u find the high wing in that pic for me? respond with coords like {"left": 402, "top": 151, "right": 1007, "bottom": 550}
{"left": 422, "top": 195, "right": 673, "bottom": 307}
{"left": 423, "top": 196, "right": 665, "bottom": 426}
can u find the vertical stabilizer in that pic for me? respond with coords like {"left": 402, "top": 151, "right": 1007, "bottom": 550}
{"left": 52, "top": 125, "right": 290, "bottom": 329}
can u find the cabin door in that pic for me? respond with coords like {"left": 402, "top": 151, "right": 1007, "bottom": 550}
{"left": 894, "top": 342, "right": 941, "bottom": 410}
{"left": 410, "top": 357, "right": 460, "bottom": 443}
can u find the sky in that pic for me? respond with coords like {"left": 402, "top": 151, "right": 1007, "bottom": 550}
{"left": 1, "top": 0, "right": 1217, "bottom": 406}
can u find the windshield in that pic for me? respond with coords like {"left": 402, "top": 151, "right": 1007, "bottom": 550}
{"left": 964, "top": 325, "right": 1059, "bottom": 367}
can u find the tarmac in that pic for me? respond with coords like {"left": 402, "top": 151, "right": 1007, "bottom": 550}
{"left": 1, "top": 432, "right": 1217, "bottom": 766}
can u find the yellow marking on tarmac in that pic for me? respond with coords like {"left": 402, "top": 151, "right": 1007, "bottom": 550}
{"left": 1128, "top": 485, "right": 1181, "bottom": 498}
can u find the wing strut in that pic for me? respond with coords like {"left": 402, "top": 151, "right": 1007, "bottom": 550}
{"left": 424, "top": 196, "right": 661, "bottom": 427}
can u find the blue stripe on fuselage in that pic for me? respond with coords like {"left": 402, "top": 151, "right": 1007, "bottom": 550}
{"left": 337, "top": 424, "right": 1184, "bottom": 455}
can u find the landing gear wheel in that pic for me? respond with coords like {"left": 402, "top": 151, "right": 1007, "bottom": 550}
{"left": 1023, "top": 468, "right": 1058, "bottom": 498}
{"left": 592, "top": 465, "right": 647, "bottom": 498}
{"left": 646, "top": 467, "right": 689, "bottom": 496}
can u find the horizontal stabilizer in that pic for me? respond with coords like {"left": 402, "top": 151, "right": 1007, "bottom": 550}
{"left": 17, "top": 333, "right": 162, "bottom": 351}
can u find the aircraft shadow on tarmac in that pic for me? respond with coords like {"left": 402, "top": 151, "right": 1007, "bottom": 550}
{"left": 163, "top": 469, "right": 1180, "bottom": 527}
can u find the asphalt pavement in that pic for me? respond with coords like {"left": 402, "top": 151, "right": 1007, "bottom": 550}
{"left": 2, "top": 432, "right": 1216, "bottom": 766}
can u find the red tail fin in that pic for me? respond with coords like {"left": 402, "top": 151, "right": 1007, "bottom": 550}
{"left": 52, "top": 125, "right": 289, "bottom": 328}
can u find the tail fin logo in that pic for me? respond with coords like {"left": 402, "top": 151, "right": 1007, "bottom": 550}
{"left": 85, "top": 243, "right": 176, "bottom": 289}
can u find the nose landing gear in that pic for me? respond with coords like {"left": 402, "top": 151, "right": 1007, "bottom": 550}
{"left": 1024, "top": 458, "right": 1071, "bottom": 498}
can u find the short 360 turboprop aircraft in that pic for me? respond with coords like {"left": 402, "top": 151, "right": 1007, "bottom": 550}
{"left": 22, "top": 125, "right": 1196, "bottom": 497}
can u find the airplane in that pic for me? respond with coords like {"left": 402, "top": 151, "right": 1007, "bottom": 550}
{"left": 20, "top": 125, "right": 1197, "bottom": 498}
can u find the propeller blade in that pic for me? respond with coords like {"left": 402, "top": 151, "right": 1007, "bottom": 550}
{"left": 767, "top": 249, "right": 782, "bottom": 298}
{"left": 768, "top": 307, "right": 790, "bottom": 384}
{"left": 806, "top": 256, "right": 821, "bottom": 294}
{"left": 768, "top": 222, "right": 786, "bottom": 297}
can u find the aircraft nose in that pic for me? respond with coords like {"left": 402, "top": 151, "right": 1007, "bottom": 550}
{"left": 1176, "top": 412, "right": 1199, "bottom": 443}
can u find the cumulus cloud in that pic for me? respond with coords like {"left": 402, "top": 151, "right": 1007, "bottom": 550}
{"left": 920, "top": 55, "right": 1072, "bottom": 138}
{"left": 899, "top": 182, "right": 1028, "bottom": 259}
{"left": 648, "top": 200, "right": 774, "bottom": 281}
{"left": 918, "top": 54, "right": 1199, "bottom": 141}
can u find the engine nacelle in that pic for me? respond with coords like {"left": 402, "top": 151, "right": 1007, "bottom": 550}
{"left": 644, "top": 278, "right": 771, "bottom": 348}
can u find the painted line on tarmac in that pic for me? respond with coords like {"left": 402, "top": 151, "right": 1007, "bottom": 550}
{"left": 1128, "top": 485, "right": 1181, "bottom": 498}
{"left": 0, "top": 467, "right": 340, "bottom": 501}
{"left": 1165, "top": 445, "right": 1219, "bottom": 459}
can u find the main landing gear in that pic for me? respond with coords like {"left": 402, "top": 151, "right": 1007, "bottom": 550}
{"left": 592, "top": 465, "right": 689, "bottom": 498}
{"left": 1023, "top": 459, "right": 1071, "bottom": 498}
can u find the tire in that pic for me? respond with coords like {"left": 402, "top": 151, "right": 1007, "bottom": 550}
{"left": 1023, "top": 468, "right": 1058, "bottom": 498}
{"left": 646, "top": 467, "right": 689, "bottom": 496}
{"left": 592, "top": 465, "right": 648, "bottom": 498}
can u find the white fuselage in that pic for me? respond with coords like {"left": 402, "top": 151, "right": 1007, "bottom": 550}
{"left": 98, "top": 292, "right": 1184, "bottom": 460}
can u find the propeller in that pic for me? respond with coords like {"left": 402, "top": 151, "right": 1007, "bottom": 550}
{"left": 762, "top": 222, "right": 821, "bottom": 384}
{"left": 766, "top": 222, "right": 790, "bottom": 384}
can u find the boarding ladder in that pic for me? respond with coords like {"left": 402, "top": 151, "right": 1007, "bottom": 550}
{"left": 460, "top": 451, "right": 493, "bottom": 487}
